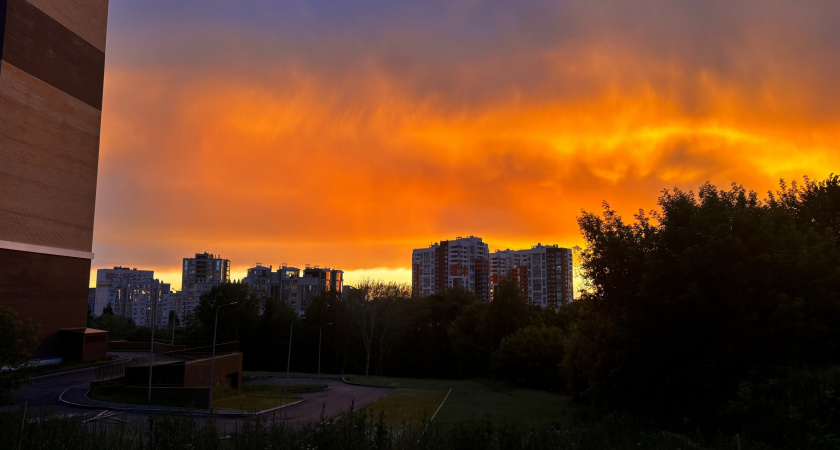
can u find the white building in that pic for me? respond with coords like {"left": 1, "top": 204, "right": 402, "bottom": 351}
{"left": 242, "top": 263, "right": 273, "bottom": 313}
{"left": 242, "top": 263, "right": 344, "bottom": 316}
{"left": 93, "top": 267, "right": 172, "bottom": 327}
{"left": 181, "top": 252, "right": 230, "bottom": 322}
{"left": 411, "top": 245, "right": 437, "bottom": 298}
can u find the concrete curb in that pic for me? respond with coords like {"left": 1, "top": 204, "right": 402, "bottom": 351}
{"left": 340, "top": 376, "right": 401, "bottom": 389}
{"left": 57, "top": 383, "right": 250, "bottom": 418}
{"left": 31, "top": 355, "right": 129, "bottom": 381}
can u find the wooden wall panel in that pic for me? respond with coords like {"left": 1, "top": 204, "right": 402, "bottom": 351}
{"left": 26, "top": 0, "right": 109, "bottom": 52}
{"left": 0, "top": 61, "right": 99, "bottom": 252}
{"left": 0, "top": 248, "right": 91, "bottom": 359}
{"left": 2, "top": 0, "right": 105, "bottom": 109}
{"left": 1, "top": 0, "right": 7, "bottom": 62}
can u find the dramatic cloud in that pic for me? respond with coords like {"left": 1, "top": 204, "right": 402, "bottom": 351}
{"left": 92, "top": 0, "right": 840, "bottom": 288}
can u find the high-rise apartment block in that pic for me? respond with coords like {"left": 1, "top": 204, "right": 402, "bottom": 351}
{"left": 242, "top": 263, "right": 343, "bottom": 316}
{"left": 413, "top": 237, "right": 574, "bottom": 307}
{"left": 1, "top": 0, "right": 110, "bottom": 359}
{"left": 412, "top": 236, "right": 491, "bottom": 302}
{"left": 490, "top": 244, "right": 574, "bottom": 307}
{"left": 93, "top": 267, "right": 173, "bottom": 328}
{"left": 243, "top": 263, "right": 273, "bottom": 311}
{"left": 181, "top": 252, "right": 230, "bottom": 321}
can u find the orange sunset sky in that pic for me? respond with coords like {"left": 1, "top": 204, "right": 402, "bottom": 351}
{"left": 91, "top": 1, "right": 840, "bottom": 290}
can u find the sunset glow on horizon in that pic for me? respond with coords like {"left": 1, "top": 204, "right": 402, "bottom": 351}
{"left": 91, "top": 1, "right": 840, "bottom": 290}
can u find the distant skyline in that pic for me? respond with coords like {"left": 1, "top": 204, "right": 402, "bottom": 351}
{"left": 92, "top": 1, "right": 840, "bottom": 289}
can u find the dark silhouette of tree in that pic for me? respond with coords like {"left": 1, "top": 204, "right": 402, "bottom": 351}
{"left": 0, "top": 305, "right": 38, "bottom": 404}
{"left": 191, "top": 282, "right": 260, "bottom": 343}
{"left": 343, "top": 279, "right": 411, "bottom": 376}
{"left": 449, "top": 277, "right": 529, "bottom": 377}
{"left": 88, "top": 311, "right": 136, "bottom": 340}
{"left": 492, "top": 324, "right": 566, "bottom": 390}
{"left": 567, "top": 179, "right": 840, "bottom": 422}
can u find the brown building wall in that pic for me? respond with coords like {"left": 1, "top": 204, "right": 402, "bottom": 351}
{"left": 184, "top": 353, "right": 243, "bottom": 390}
{"left": 0, "top": 248, "right": 91, "bottom": 358}
{"left": 0, "top": 0, "right": 109, "bottom": 360}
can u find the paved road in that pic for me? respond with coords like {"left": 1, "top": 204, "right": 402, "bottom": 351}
{"left": 15, "top": 365, "right": 101, "bottom": 415}
{"left": 247, "top": 376, "right": 393, "bottom": 425}
{"left": 13, "top": 361, "right": 393, "bottom": 429}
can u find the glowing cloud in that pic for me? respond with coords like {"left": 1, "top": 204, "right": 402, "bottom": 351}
{"left": 92, "top": 1, "right": 840, "bottom": 289}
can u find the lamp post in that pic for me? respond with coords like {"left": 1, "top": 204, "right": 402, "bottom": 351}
{"left": 318, "top": 322, "right": 333, "bottom": 385}
{"left": 208, "top": 301, "right": 237, "bottom": 410}
{"left": 284, "top": 315, "right": 305, "bottom": 400}
{"left": 147, "top": 289, "right": 157, "bottom": 404}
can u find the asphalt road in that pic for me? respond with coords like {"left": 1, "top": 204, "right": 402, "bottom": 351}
{"left": 15, "top": 365, "right": 101, "bottom": 414}
{"left": 246, "top": 376, "right": 393, "bottom": 425}
{"left": 12, "top": 360, "right": 393, "bottom": 430}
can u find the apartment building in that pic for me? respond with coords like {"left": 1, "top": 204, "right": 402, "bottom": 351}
{"left": 491, "top": 244, "right": 574, "bottom": 307}
{"left": 181, "top": 252, "right": 230, "bottom": 321}
{"left": 93, "top": 266, "right": 172, "bottom": 327}
{"left": 412, "top": 236, "right": 491, "bottom": 302}
{"left": 413, "top": 238, "right": 574, "bottom": 307}
{"left": 242, "top": 263, "right": 343, "bottom": 316}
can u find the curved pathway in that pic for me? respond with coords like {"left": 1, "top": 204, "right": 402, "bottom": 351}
{"left": 14, "top": 365, "right": 393, "bottom": 428}
{"left": 250, "top": 376, "right": 393, "bottom": 425}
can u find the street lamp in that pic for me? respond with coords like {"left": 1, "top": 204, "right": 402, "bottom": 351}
{"left": 318, "top": 322, "right": 333, "bottom": 385}
{"left": 285, "top": 315, "right": 305, "bottom": 400}
{"left": 208, "top": 301, "right": 237, "bottom": 410}
{"left": 147, "top": 290, "right": 157, "bottom": 404}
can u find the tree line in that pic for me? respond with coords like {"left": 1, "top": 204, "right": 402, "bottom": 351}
{"left": 13, "top": 174, "right": 840, "bottom": 446}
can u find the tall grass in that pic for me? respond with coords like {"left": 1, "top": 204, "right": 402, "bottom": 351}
{"left": 0, "top": 406, "right": 781, "bottom": 449}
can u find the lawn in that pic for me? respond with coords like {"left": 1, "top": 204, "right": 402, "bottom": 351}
{"left": 346, "top": 376, "right": 578, "bottom": 427}
{"left": 211, "top": 384, "right": 326, "bottom": 413}
{"left": 360, "top": 388, "right": 450, "bottom": 426}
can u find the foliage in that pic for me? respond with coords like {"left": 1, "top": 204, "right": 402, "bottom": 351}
{"left": 0, "top": 407, "right": 775, "bottom": 449}
{"left": 723, "top": 365, "right": 840, "bottom": 449}
{"left": 389, "top": 288, "right": 476, "bottom": 378}
{"left": 0, "top": 305, "right": 39, "bottom": 404}
{"left": 342, "top": 279, "right": 412, "bottom": 376}
{"left": 191, "top": 282, "right": 261, "bottom": 342}
{"left": 87, "top": 308, "right": 137, "bottom": 340}
{"left": 449, "top": 277, "right": 530, "bottom": 377}
{"left": 569, "top": 178, "right": 840, "bottom": 427}
{"left": 492, "top": 325, "right": 566, "bottom": 390}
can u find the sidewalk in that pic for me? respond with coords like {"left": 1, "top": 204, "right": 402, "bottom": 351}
{"left": 58, "top": 383, "right": 251, "bottom": 417}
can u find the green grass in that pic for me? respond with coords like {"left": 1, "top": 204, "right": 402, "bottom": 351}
{"left": 211, "top": 384, "right": 326, "bottom": 413}
{"left": 346, "top": 375, "right": 578, "bottom": 427}
{"left": 361, "top": 388, "right": 449, "bottom": 426}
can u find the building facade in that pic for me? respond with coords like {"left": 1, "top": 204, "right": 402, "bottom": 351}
{"left": 93, "top": 267, "right": 172, "bottom": 328}
{"left": 0, "top": 0, "right": 110, "bottom": 359}
{"left": 242, "top": 263, "right": 272, "bottom": 313}
{"left": 413, "top": 238, "right": 574, "bottom": 307}
{"left": 243, "top": 263, "right": 343, "bottom": 316}
{"left": 412, "top": 236, "right": 491, "bottom": 302}
{"left": 491, "top": 244, "right": 574, "bottom": 307}
{"left": 181, "top": 252, "right": 230, "bottom": 322}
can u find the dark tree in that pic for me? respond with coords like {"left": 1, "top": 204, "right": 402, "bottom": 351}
{"left": 449, "top": 277, "right": 529, "bottom": 377}
{"left": 191, "top": 282, "right": 261, "bottom": 343}
{"left": 567, "top": 180, "right": 840, "bottom": 421}
{"left": 0, "top": 305, "right": 39, "bottom": 404}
